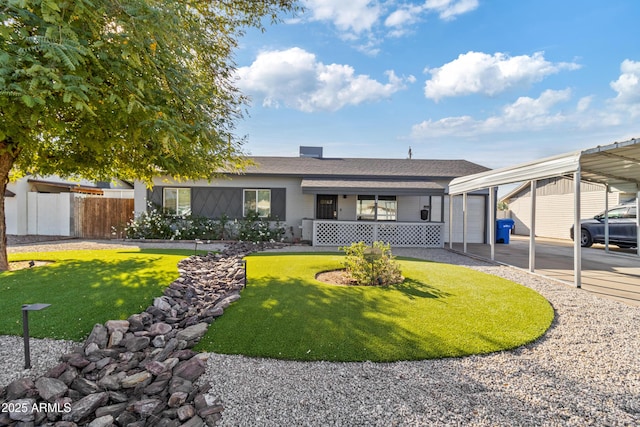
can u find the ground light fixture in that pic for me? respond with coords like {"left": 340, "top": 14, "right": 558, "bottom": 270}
{"left": 22, "top": 303, "right": 51, "bottom": 369}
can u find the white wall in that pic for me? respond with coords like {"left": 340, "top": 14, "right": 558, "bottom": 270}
{"left": 508, "top": 187, "right": 626, "bottom": 239}
{"left": 27, "top": 192, "right": 73, "bottom": 236}
{"left": 6, "top": 178, "right": 30, "bottom": 235}
{"left": 444, "top": 195, "right": 486, "bottom": 244}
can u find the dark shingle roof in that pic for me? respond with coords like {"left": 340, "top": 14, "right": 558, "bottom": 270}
{"left": 242, "top": 156, "right": 490, "bottom": 179}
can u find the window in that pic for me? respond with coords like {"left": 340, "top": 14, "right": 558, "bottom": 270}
{"left": 163, "top": 188, "right": 191, "bottom": 216}
{"left": 377, "top": 196, "right": 397, "bottom": 221}
{"left": 357, "top": 195, "right": 396, "bottom": 221}
{"left": 244, "top": 189, "right": 271, "bottom": 217}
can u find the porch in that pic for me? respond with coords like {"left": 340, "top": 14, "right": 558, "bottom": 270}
{"left": 310, "top": 220, "right": 444, "bottom": 247}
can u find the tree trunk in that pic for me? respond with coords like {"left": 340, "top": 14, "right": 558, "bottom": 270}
{"left": 0, "top": 144, "right": 19, "bottom": 271}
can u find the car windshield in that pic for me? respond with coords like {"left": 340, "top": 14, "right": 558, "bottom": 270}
{"left": 594, "top": 205, "right": 636, "bottom": 220}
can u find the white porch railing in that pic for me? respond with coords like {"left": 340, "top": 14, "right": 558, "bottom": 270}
{"left": 312, "top": 220, "right": 444, "bottom": 247}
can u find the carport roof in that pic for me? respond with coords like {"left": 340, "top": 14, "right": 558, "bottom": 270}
{"left": 449, "top": 138, "right": 640, "bottom": 194}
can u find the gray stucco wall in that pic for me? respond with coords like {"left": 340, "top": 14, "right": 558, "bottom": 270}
{"left": 148, "top": 186, "right": 286, "bottom": 220}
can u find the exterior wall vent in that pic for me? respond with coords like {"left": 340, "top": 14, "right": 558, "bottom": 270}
{"left": 299, "top": 146, "right": 323, "bottom": 159}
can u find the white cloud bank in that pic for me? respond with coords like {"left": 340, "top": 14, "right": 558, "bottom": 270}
{"left": 411, "top": 59, "right": 640, "bottom": 139}
{"left": 237, "top": 47, "right": 415, "bottom": 112}
{"left": 301, "top": 1, "right": 478, "bottom": 48}
{"left": 424, "top": 51, "right": 581, "bottom": 101}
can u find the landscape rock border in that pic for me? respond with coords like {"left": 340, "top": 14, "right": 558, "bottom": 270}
{"left": 0, "top": 242, "right": 280, "bottom": 426}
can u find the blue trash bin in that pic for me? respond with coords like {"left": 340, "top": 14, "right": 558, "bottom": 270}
{"left": 496, "top": 219, "right": 515, "bottom": 244}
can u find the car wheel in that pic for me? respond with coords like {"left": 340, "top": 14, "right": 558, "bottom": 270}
{"left": 580, "top": 229, "right": 593, "bottom": 247}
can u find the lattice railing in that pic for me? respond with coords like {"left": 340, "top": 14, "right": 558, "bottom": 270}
{"left": 313, "top": 220, "right": 443, "bottom": 247}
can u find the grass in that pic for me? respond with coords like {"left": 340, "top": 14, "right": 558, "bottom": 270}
{"left": 195, "top": 253, "right": 554, "bottom": 362}
{"left": 1, "top": 249, "right": 200, "bottom": 341}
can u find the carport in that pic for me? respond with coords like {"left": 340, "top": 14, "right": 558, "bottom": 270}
{"left": 448, "top": 138, "right": 640, "bottom": 288}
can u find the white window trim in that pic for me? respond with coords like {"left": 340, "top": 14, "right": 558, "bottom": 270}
{"left": 163, "top": 187, "right": 191, "bottom": 216}
{"left": 243, "top": 189, "right": 272, "bottom": 218}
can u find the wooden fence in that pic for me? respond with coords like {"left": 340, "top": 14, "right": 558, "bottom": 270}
{"left": 74, "top": 197, "right": 134, "bottom": 239}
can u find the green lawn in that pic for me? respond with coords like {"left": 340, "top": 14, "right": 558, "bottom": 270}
{"left": 2, "top": 249, "right": 198, "bottom": 341}
{"left": 196, "top": 253, "right": 554, "bottom": 362}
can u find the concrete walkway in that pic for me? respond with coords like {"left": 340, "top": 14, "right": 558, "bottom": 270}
{"left": 450, "top": 235, "right": 640, "bottom": 307}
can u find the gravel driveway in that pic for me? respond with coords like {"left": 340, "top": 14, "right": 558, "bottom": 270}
{"left": 2, "top": 239, "right": 639, "bottom": 426}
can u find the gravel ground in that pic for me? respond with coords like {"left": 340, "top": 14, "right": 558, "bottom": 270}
{"left": 2, "top": 239, "right": 639, "bottom": 426}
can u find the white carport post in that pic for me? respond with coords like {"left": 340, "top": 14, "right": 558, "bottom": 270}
{"left": 637, "top": 191, "right": 640, "bottom": 257}
{"left": 604, "top": 184, "right": 609, "bottom": 253}
{"left": 529, "top": 180, "right": 536, "bottom": 273}
{"left": 463, "top": 192, "right": 468, "bottom": 253}
{"left": 448, "top": 194, "right": 454, "bottom": 250}
{"left": 574, "top": 170, "right": 582, "bottom": 288}
{"left": 489, "top": 186, "right": 496, "bottom": 260}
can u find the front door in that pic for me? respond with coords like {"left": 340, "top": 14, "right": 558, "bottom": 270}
{"left": 317, "top": 195, "right": 338, "bottom": 219}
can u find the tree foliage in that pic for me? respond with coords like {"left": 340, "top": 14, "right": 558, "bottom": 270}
{"left": 0, "top": 0, "right": 301, "bottom": 269}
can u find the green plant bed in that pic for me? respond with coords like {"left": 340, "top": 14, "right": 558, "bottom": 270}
{"left": 2, "top": 249, "right": 201, "bottom": 341}
{"left": 196, "top": 253, "right": 554, "bottom": 362}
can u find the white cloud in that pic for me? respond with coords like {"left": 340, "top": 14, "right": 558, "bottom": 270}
{"left": 424, "top": 51, "right": 581, "bottom": 101}
{"left": 610, "top": 59, "right": 640, "bottom": 105}
{"left": 237, "top": 47, "right": 414, "bottom": 112}
{"left": 303, "top": 0, "right": 382, "bottom": 34}
{"left": 300, "top": 1, "right": 479, "bottom": 46}
{"left": 424, "top": 0, "right": 479, "bottom": 21}
{"left": 411, "top": 89, "right": 574, "bottom": 138}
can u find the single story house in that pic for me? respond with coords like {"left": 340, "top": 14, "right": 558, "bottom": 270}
{"left": 501, "top": 176, "right": 634, "bottom": 240}
{"left": 134, "top": 147, "right": 492, "bottom": 247}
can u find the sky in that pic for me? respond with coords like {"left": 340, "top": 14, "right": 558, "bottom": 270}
{"left": 232, "top": 0, "right": 640, "bottom": 171}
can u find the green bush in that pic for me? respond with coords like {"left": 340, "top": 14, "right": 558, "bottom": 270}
{"left": 124, "top": 206, "right": 285, "bottom": 243}
{"left": 238, "top": 211, "right": 285, "bottom": 243}
{"left": 341, "top": 241, "right": 403, "bottom": 286}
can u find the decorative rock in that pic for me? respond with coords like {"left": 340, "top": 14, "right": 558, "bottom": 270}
{"left": 84, "top": 342, "right": 100, "bottom": 356}
{"left": 121, "top": 371, "right": 153, "bottom": 389}
{"left": 180, "top": 414, "right": 205, "bottom": 427}
{"left": 177, "top": 404, "right": 196, "bottom": 421}
{"left": 108, "top": 330, "right": 125, "bottom": 348}
{"left": 88, "top": 414, "right": 114, "bottom": 427}
{"left": 154, "top": 297, "right": 172, "bottom": 311}
{"left": 94, "top": 402, "right": 128, "bottom": 419}
{"left": 144, "top": 360, "right": 167, "bottom": 376}
{"left": 105, "top": 319, "right": 130, "bottom": 334}
{"left": 70, "top": 377, "right": 100, "bottom": 395}
{"left": 65, "top": 392, "right": 109, "bottom": 423}
{"left": 6, "top": 377, "right": 34, "bottom": 400}
{"left": 122, "top": 336, "right": 151, "bottom": 352}
{"left": 149, "top": 322, "right": 173, "bottom": 336}
{"left": 152, "top": 335, "right": 166, "bottom": 348}
{"left": 35, "top": 377, "right": 68, "bottom": 402}
{"left": 46, "top": 362, "right": 69, "bottom": 379}
{"left": 86, "top": 323, "right": 109, "bottom": 349}
{"left": 130, "top": 398, "right": 163, "bottom": 416}
{"left": 175, "top": 322, "right": 208, "bottom": 343}
{"left": 127, "top": 314, "right": 145, "bottom": 332}
{"left": 8, "top": 398, "right": 36, "bottom": 422}
{"left": 168, "top": 391, "right": 188, "bottom": 408}
{"left": 173, "top": 356, "right": 207, "bottom": 382}
{"left": 98, "top": 373, "right": 124, "bottom": 391}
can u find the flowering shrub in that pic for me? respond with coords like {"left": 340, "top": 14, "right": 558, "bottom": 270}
{"left": 237, "top": 211, "right": 285, "bottom": 243}
{"left": 340, "top": 241, "right": 403, "bottom": 286}
{"left": 124, "top": 206, "right": 285, "bottom": 243}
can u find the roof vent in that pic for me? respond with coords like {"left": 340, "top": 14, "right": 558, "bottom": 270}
{"left": 299, "top": 146, "right": 323, "bottom": 159}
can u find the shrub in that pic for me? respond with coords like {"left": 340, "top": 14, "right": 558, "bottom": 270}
{"left": 238, "top": 211, "right": 285, "bottom": 243}
{"left": 124, "top": 207, "right": 286, "bottom": 243}
{"left": 341, "top": 241, "right": 403, "bottom": 286}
